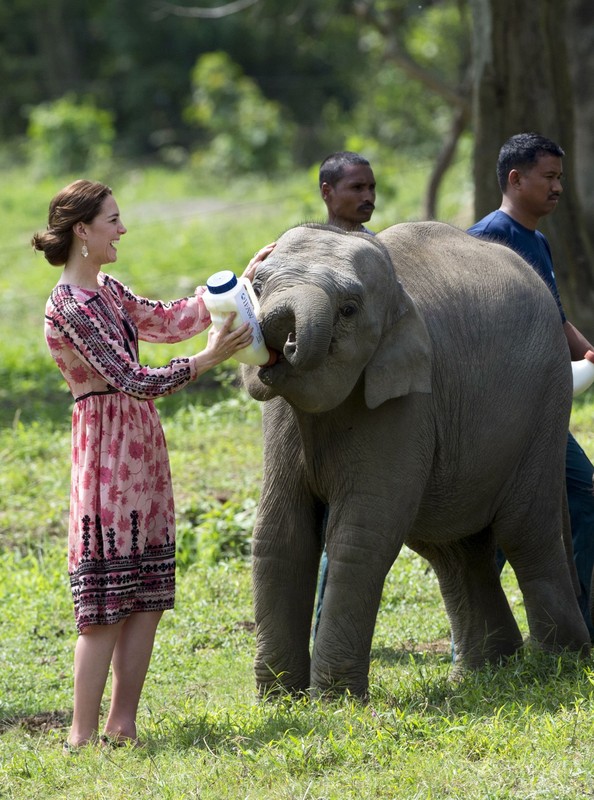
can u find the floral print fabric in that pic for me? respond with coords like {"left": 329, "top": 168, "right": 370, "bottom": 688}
{"left": 45, "top": 273, "right": 211, "bottom": 632}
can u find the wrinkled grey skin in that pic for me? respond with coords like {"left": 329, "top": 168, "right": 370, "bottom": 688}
{"left": 242, "top": 221, "right": 590, "bottom": 698}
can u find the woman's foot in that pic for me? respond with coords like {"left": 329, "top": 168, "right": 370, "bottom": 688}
{"left": 63, "top": 737, "right": 94, "bottom": 754}
{"left": 100, "top": 732, "right": 139, "bottom": 748}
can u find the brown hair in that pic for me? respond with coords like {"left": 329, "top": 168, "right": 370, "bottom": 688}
{"left": 31, "top": 179, "right": 112, "bottom": 266}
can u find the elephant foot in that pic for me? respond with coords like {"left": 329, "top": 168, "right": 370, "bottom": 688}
{"left": 310, "top": 668, "right": 370, "bottom": 700}
{"left": 309, "top": 684, "right": 370, "bottom": 703}
{"left": 254, "top": 649, "right": 311, "bottom": 698}
{"left": 255, "top": 662, "right": 311, "bottom": 698}
{"left": 256, "top": 674, "right": 310, "bottom": 699}
{"left": 450, "top": 635, "right": 524, "bottom": 676}
{"left": 525, "top": 634, "right": 591, "bottom": 659}
{"left": 449, "top": 648, "right": 520, "bottom": 682}
{"left": 257, "top": 685, "right": 310, "bottom": 702}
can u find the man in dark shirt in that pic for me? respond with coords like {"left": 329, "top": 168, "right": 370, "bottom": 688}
{"left": 468, "top": 132, "right": 594, "bottom": 637}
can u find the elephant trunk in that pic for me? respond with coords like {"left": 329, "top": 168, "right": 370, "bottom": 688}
{"left": 261, "top": 284, "right": 333, "bottom": 370}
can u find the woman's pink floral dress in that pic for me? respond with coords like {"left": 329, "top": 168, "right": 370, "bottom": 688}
{"left": 45, "top": 273, "right": 211, "bottom": 633}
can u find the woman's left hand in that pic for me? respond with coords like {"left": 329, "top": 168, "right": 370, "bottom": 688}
{"left": 241, "top": 242, "right": 276, "bottom": 283}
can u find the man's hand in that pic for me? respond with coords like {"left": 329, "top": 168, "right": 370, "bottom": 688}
{"left": 242, "top": 242, "right": 276, "bottom": 283}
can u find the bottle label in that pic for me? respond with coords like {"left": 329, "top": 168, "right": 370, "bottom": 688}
{"left": 237, "top": 287, "right": 265, "bottom": 346}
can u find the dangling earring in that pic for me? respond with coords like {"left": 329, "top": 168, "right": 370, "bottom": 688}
{"left": 81, "top": 243, "right": 89, "bottom": 258}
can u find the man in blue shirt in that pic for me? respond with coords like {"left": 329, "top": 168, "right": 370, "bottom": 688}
{"left": 468, "top": 132, "right": 594, "bottom": 637}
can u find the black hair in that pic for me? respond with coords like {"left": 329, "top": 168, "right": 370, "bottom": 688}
{"left": 497, "top": 133, "right": 564, "bottom": 193}
{"left": 319, "top": 151, "right": 371, "bottom": 188}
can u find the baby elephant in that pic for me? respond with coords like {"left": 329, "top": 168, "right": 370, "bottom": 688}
{"left": 242, "top": 221, "right": 590, "bottom": 698}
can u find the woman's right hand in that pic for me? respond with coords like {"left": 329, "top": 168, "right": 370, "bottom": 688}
{"left": 200, "top": 313, "right": 253, "bottom": 370}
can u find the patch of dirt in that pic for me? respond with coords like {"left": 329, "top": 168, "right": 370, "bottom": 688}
{"left": 233, "top": 620, "right": 256, "bottom": 632}
{"left": 384, "top": 638, "right": 452, "bottom": 658}
{"left": 414, "top": 638, "right": 452, "bottom": 655}
{"left": 0, "top": 710, "right": 69, "bottom": 734}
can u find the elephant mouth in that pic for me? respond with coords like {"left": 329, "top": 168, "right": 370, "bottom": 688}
{"left": 257, "top": 342, "right": 291, "bottom": 386}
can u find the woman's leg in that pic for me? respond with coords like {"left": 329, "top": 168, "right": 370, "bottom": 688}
{"left": 69, "top": 621, "right": 124, "bottom": 746}
{"left": 103, "top": 610, "right": 163, "bottom": 742}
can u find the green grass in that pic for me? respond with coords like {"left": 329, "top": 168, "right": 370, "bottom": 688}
{"left": 3, "top": 542, "right": 594, "bottom": 799}
{"left": 4, "top": 155, "right": 594, "bottom": 798}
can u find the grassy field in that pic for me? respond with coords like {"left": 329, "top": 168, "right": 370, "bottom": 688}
{"left": 3, "top": 153, "right": 594, "bottom": 799}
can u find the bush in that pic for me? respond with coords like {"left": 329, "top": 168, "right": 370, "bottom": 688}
{"left": 176, "top": 497, "right": 258, "bottom": 568}
{"left": 26, "top": 94, "right": 115, "bottom": 177}
{"left": 186, "top": 52, "right": 295, "bottom": 175}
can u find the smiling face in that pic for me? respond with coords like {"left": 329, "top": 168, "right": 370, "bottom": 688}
{"left": 81, "top": 194, "right": 127, "bottom": 265}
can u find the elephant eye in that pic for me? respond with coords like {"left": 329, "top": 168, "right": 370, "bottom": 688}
{"left": 339, "top": 303, "right": 358, "bottom": 318}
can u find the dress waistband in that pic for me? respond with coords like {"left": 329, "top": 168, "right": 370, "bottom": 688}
{"left": 75, "top": 389, "right": 120, "bottom": 403}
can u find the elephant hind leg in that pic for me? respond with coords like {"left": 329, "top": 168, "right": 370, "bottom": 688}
{"left": 412, "top": 529, "right": 523, "bottom": 671}
{"left": 494, "top": 475, "right": 590, "bottom": 655}
{"left": 499, "top": 529, "right": 590, "bottom": 655}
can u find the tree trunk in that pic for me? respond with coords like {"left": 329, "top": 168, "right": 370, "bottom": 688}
{"left": 568, "top": 0, "right": 594, "bottom": 228}
{"left": 424, "top": 103, "right": 470, "bottom": 220}
{"left": 469, "top": 0, "right": 594, "bottom": 335}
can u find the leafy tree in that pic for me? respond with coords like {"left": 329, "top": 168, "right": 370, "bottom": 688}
{"left": 185, "top": 51, "right": 295, "bottom": 173}
{"left": 26, "top": 94, "right": 115, "bottom": 176}
{"left": 469, "top": 0, "right": 594, "bottom": 333}
{"left": 0, "top": 0, "right": 469, "bottom": 181}
{"left": 343, "top": 0, "right": 472, "bottom": 217}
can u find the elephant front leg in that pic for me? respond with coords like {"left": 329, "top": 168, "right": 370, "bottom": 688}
{"left": 310, "top": 522, "right": 399, "bottom": 698}
{"left": 252, "top": 494, "right": 322, "bottom": 695}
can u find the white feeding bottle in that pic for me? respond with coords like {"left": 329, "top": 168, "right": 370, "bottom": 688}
{"left": 204, "top": 270, "right": 274, "bottom": 366}
{"left": 571, "top": 356, "right": 594, "bottom": 397}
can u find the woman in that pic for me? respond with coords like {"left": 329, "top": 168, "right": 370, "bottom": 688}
{"left": 33, "top": 179, "right": 272, "bottom": 750}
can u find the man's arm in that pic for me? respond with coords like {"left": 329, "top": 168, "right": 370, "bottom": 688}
{"left": 564, "top": 320, "right": 594, "bottom": 360}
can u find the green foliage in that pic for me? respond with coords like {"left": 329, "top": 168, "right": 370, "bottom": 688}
{"left": 186, "top": 52, "right": 295, "bottom": 174}
{"left": 167, "top": 399, "right": 263, "bottom": 567}
{"left": 0, "top": 0, "right": 475, "bottom": 170}
{"left": 407, "top": 1, "right": 471, "bottom": 75}
{"left": 350, "top": 1, "right": 471, "bottom": 160}
{"left": 26, "top": 94, "right": 115, "bottom": 177}
{"left": 177, "top": 497, "right": 258, "bottom": 567}
{"left": 0, "top": 422, "right": 70, "bottom": 552}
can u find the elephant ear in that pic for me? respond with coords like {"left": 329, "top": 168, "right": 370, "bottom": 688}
{"left": 364, "top": 284, "right": 433, "bottom": 410}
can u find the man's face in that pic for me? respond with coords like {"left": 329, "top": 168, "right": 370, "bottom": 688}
{"left": 322, "top": 164, "right": 376, "bottom": 230}
{"left": 514, "top": 153, "right": 563, "bottom": 219}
